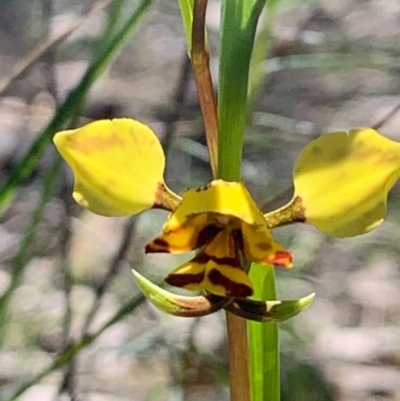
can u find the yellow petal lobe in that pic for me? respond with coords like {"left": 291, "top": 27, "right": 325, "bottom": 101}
{"left": 293, "top": 128, "right": 400, "bottom": 237}
{"left": 53, "top": 119, "right": 165, "bottom": 216}
{"left": 240, "top": 222, "right": 293, "bottom": 267}
{"left": 165, "top": 180, "right": 263, "bottom": 228}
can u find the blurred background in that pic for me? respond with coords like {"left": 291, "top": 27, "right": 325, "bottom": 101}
{"left": 1, "top": 0, "right": 400, "bottom": 400}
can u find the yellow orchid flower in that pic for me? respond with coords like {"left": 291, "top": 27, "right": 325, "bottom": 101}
{"left": 145, "top": 180, "right": 292, "bottom": 297}
{"left": 53, "top": 119, "right": 400, "bottom": 298}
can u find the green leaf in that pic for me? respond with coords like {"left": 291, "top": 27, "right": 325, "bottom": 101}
{"left": 218, "top": 0, "right": 266, "bottom": 180}
{"left": 132, "top": 269, "right": 229, "bottom": 317}
{"left": 249, "top": 0, "right": 282, "bottom": 103}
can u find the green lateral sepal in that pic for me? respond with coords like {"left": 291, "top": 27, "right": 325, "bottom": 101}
{"left": 132, "top": 269, "right": 230, "bottom": 317}
{"left": 225, "top": 293, "right": 315, "bottom": 322}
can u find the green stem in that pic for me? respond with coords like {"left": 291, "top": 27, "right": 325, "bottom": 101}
{"left": 248, "top": 265, "right": 280, "bottom": 401}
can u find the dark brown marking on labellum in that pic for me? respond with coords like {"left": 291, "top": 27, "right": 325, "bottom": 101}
{"left": 145, "top": 237, "right": 170, "bottom": 253}
{"left": 208, "top": 269, "right": 253, "bottom": 297}
{"left": 196, "top": 224, "right": 222, "bottom": 248}
{"left": 193, "top": 252, "right": 243, "bottom": 270}
{"left": 231, "top": 228, "right": 244, "bottom": 250}
{"left": 192, "top": 252, "right": 211, "bottom": 264}
{"left": 165, "top": 272, "right": 204, "bottom": 287}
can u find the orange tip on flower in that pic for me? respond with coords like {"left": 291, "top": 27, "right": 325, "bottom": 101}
{"left": 267, "top": 250, "right": 293, "bottom": 268}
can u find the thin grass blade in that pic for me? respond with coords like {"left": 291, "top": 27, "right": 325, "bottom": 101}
{"left": 177, "top": 0, "right": 195, "bottom": 51}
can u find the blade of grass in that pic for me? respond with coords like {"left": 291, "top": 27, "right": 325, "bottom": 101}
{"left": 0, "top": 155, "right": 62, "bottom": 341}
{"left": 248, "top": 0, "right": 282, "bottom": 104}
{"left": 93, "top": 0, "right": 127, "bottom": 57}
{"left": 177, "top": 0, "right": 195, "bottom": 51}
{"left": 0, "top": 0, "right": 156, "bottom": 213}
{"left": 56, "top": 178, "right": 76, "bottom": 397}
{"left": 0, "top": 0, "right": 115, "bottom": 97}
{"left": 4, "top": 289, "right": 151, "bottom": 401}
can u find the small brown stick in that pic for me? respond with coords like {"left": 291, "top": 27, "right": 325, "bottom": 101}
{"left": 0, "top": 0, "right": 115, "bottom": 96}
{"left": 191, "top": 0, "right": 219, "bottom": 178}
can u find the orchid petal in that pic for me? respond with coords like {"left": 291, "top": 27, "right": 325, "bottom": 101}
{"left": 293, "top": 128, "right": 400, "bottom": 237}
{"left": 54, "top": 119, "right": 167, "bottom": 216}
